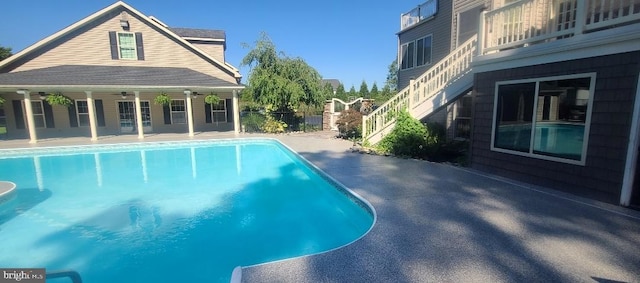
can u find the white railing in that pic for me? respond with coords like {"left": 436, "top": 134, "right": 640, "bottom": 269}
{"left": 363, "top": 35, "right": 477, "bottom": 143}
{"left": 401, "top": 0, "right": 438, "bottom": 30}
{"left": 481, "top": 0, "right": 640, "bottom": 54}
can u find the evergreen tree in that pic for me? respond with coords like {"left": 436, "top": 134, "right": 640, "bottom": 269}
{"left": 347, "top": 86, "right": 357, "bottom": 101}
{"left": 370, "top": 82, "right": 379, "bottom": 101}
{"left": 335, "top": 84, "right": 347, "bottom": 101}
{"left": 358, "top": 80, "right": 370, "bottom": 99}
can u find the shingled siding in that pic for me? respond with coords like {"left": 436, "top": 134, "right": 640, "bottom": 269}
{"left": 4, "top": 6, "right": 237, "bottom": 84}
{"left": 397, "top": 1, "right": 453, "bottom": 90}
{"left": 471, "top": 51, "right": 640, "bottom": 204}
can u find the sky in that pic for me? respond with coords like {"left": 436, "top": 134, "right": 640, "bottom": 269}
{"left": 0, "top": 0, "right": 412, "bottom": 90}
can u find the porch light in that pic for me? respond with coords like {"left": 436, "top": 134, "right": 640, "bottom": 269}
{"left": 38, "top": 92, "right": 46, "bottom": 99}
{"left": 121, "top": 92, "right": 127, "bottom": 99}
{"left": 192, "top": 92, "right": 198, "bottom": 99}
{"left": 120, "top": 20, "right": 130, "bottom": 30}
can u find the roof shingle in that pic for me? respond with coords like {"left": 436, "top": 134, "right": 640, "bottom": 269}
{"left": 0, "top": 65, "right": 240, "bottom": 88}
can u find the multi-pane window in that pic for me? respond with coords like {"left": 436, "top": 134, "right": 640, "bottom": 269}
{"left": 118, "top": 32, "right": 137, "bottom": 59}
{"left": 400, "top": 41, "right": 415, "bottom": 70}
{"left": 492, "top": 74, "right": 595, "bottom": 164}
{"left": 76, "top": 100, "right": 90, "bottom": 127}
{"left": 30, "top": 101, "right": 46, "bottom": 128}
{"left": 211, "top": 100, "right": 227, "bottom": 123}
{"left": 416, "top": 36, "right": 432, "bottom": 66}
{"left": 400, "top": 35, "right": 432, "bottom": 70}
{"left": 171, "top": 99, "right": 186, "bottom": 124}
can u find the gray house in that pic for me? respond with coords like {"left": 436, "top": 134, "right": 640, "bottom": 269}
{"left": 364, "top": 0, "right": 640, "bottom": 207}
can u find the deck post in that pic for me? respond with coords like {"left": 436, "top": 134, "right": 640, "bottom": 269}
{"left": 477, "top": 10, "right": 487, "bottom": 56}
{"left": 574, "top": 0, "right": 586, "bottom": 35}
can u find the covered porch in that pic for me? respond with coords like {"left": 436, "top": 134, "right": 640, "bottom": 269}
{"left": 0, "top": 65, "right": 245, "bottom": 143}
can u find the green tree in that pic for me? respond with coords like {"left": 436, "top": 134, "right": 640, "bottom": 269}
{"left": 241, "top": 33, "right": 323, "bottom": 112}
{"left": 322, "top": 81, "right": 335, "bottom": 100}
{"left": 0, "top": 46, "right": 11, "bottom": 62}
{"left": 370, "top": 82, "right": 379, "bottom": 101}
{"left": 335, "top": 84, "right": 347, "bottom": 101}
{"left": 358, "top": 80, "right": 369, "bottom": 99}
{"left": 385, "top": 58, "right": 398, "bottom": 92}
{"left": 347, "top": 86, "right": 357, "bottom": 100}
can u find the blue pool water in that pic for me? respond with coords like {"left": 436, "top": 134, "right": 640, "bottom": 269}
{"left": 0, "top": 139, "right": 374, "bottom": 282}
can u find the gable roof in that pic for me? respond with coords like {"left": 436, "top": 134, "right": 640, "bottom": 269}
{"left": 0, "top": 1, "right": 241, "bottom": 81}
{"left": 169, "top": 28, "right": 225, "bottom": 40}
{"left": 0, "top": 65, "right": 240, "bottom": 91}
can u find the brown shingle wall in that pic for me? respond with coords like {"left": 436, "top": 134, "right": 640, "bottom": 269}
{"left": 471, "top": 51, "right": 640, "bottom": 204}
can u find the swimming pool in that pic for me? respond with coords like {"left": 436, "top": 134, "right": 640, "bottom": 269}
{"left": 0, "top": 138, "right": 374, "bottom": 282}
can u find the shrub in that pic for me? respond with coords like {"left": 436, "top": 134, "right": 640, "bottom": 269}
{"left": 261, "top": 115, "right": 287, "bottom": 133}
{"left": 336, "top": 108, "right": 362, "bottom": 139}
{"left": 376, "top": 110, "right": 427, "bottom": 157}
{"left": 241, "top": 112, "right": 266, "bottom": 132}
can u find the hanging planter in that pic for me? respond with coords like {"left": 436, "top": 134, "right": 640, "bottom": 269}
{"left": 154, "top": 92, "right": 171, "bottom": 106}
{"left": 204, "top": 92, "right": 221, "bottom": 105}
{"left": 0, "top": 97, "right": 5, "bottom": 106}
{"left": 45, "top": 92, "right": 73, "bottom": 107}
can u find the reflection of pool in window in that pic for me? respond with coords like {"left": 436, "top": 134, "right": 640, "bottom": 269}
{"left": 496, "top": 123, "right": 585, "bottom": 161}
{"left": 533, "top": 123, "right": 584, "bottom": 160}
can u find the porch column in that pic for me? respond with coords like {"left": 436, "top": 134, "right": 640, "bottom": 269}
{"left": 184, "top": 90, "right": 195, "bottom": 137}
{"left": 17, "top": 90, "right": 37, "bottom": 143}
{"left": 85, "top": 91, "right": 99, "bottom": 141}
{"left": 233, "top": 90, "right": 240, "bottom": 134}
{"left": 134, "top": 91, "right": 144, "bottom": 139}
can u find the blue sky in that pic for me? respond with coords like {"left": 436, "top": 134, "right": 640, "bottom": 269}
{"left": 0, "top": 0, "right": 411, "bottom": 90}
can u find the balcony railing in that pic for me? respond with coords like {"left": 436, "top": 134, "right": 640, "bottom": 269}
{"left": 479, "top": 0, "right": 640, "bottom": 54}
{"left": 401, "top": 0, "right": 438, "bottom": 30}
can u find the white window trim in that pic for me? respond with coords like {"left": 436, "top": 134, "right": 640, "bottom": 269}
{"left": 75, "top": 100, "right": 90, "bottom": 127}
{"left": 24, "top": 100, "right": 46, "bottom": 129}
{"left": 399, "top": 34, "right": 433, "bottom": 70}
{"left": 211, "top": 100, "right": 227, "bottom": 123}
{"left": 117, "top": 32, "right": 137, "bottom": 60}
{"left": 490, "top": 72, "right": 597, "bottom": 166}
{"left": 170, "top": 99, "right": 186, "bottom": 124}
{"left": 416, "top": 35, "right": 433, "bottom": 67}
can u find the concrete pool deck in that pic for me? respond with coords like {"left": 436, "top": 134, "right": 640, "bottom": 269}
{"left": 1, "top": 132, "right": 640, "bottom": 282}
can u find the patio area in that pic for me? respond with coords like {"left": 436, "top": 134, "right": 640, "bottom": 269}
{"left": 1, "top": 132, "right": 640, "bottom": 282}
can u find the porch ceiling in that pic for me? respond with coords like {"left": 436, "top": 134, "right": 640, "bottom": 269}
{"left": 0, "top": 65, "right": 244, "bottom": 92}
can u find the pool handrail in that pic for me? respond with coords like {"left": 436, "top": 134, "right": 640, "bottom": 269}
{"left": 46, "top": 270, "right": 83, "bottom": 283}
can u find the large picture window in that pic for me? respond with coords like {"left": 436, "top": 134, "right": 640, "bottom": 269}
{"left": 170, "top": 99, "right": 186, "bottom": 124}
{"left": 492, "top": 74, "right": 595, "bottom": 164}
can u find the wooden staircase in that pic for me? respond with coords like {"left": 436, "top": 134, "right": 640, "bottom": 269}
{"left": 363, "top": 35, "right": 477, "bottom": 144}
